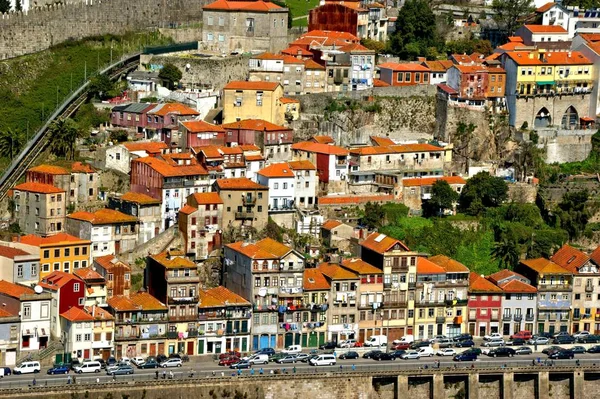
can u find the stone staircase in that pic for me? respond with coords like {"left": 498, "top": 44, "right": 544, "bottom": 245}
{"left": 17, "top": 341, "right": 63, "bottom": 366}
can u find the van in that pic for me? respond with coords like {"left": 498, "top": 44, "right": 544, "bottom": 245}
{"left": 436, "top": 338, "right": 454, "bottom": 348}
{"left": 282, "top": 344, "right": 302, "bottom": 354}
{"left": 418, "top": 346, "right": 434, "bottom": 357}
{"left": 248, "top": 354, "right": 269, "bottom": 365}
{"left": 364, "top": 335, "right": 388, "bottom": 347}
{"left": 309, "top": 354, "right": 336, "bottom": 366}
{"left": 13, "top": 361, "right": 40, "bottom": 374}
{"left": 398, "top": 335, "right": 414, "bottom": 344}
{"left": 74, "top": 361, "right": 102, "bottom": 374}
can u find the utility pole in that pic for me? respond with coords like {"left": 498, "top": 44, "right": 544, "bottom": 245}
{"left": 70, "top": 73, "right": 73, "bottom": 93}
{"left": 56, "top": 86, "right": 59, "bottom": 108}
{"left": 84, "top": 61, "right": 87, "bottom": 82}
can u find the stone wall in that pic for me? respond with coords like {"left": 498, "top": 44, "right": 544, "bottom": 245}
{"left": 159, "top": 27, "right": 203, "bottom": 43}
{"left": 536, "top": 128, "right": 595, "bottom": 164}
{"left": 513, "top": 94, "right": 592, "bottom": 131}
{"left": 0, "top": 0, "right": 209, "bottom": 60}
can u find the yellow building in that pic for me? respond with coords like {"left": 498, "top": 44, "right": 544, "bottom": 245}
{"left": 84, "top": 305, "right": 115, "bottom": 360}
{"left": 223, "top": 81, "right": 286, "bottom": 125}
{"left": 18, "top": 233, "right": 92, "bottom": 280}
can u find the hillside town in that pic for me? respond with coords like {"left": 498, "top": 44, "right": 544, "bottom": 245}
{"left": 2, "top": 0, "right": 600, "bottom": 377}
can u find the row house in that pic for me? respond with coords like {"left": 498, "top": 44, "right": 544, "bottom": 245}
{"left": 178, "top": 192, "right": 224, "bottom": 260}
{"left": 291, "top": 141, "right": 349, "bottom": 195}
{"left": 551, "top": 244, "right": 600, "bottom": 334}
{"left": 192, "top": 144, "right": 264, "bottom": 180}
{"left": 27, "top": 162, "right": 99, "bottom": 209}
{"left": 308, "top": 2, "right": 389, "bottom": 42}
{"left": 302, "top": 268, "right": 329, "bottom": 348}
{"left": 213, "top": 178, "right": 269, "bottom": 232}
{"left": 145, "top": 103, "right": 200, "bottom": 146}
{"left": 104, "top": 141, "right": 168, "bottom": 175}
{"left": 318, "top": 43, "right": 375, "bottom": 92}
{"left": 146, "top": 251, "right": 200, "bottom": 356}
{"left": 0, "top": 280, "right": 52, "bottom": 353}
{"left": 515, "top": 258, "right": 572, "bottom": 335}
{"left": 179, "top": 120, "right": 226, "bottom": 150}
{"left": 0, "top": 244, "right": 40, "bottom": 286}
{"left": 487, "top": 270, "right": 538, "bottom": 336}
{"left": 74, "top": 267, "right": 107, "bottom": 307}
{"left": 110, "top": 103, "right": 156, "bottom": 133}
{"left": 445, "top": 64, "right": 507, "bottom": 109}
{"left": 573, "top": 33, "right": 600, "bottom": 116}
{"left": 419, "top": 59, "right": 454, "bottom": 85}
{"left": 108, "top": 291, "right": 168, "bottom": 359}
{"left": 537, "top": 3, "right": 600, "bottom": 38}
{"left": 222, "top": 81, "right": 288, "bottom": 126}
{"left": 321, "top": 220, "right": 355, "bottom": 252}
{"left": 224, "top": 238, "right": 305, "bottom": 349}
{"left": 130, "top": 153, "right": 211, "bottom": 228}
{"left": 0, "top": 307, "right": 20, "bottom": 366}
{"left": 468, "top": 273, "right": 503, "bottom": 337}
{"left": 85, "top": 305, "right": 114, "bottom": 360}
{"left": 256, "top": 163, "right": 297, "bottom": 213}
{"left": 379, "top": 63, "right": 431, "bottom": 87}
{"left": 514, "top": 24, "right": 571, "bottom": 49}
{"left": 66, "top": 209, "right": 139, "bottom": 258}
{"left": 288, "top": 160, "right": 318, "bottom": 210}
{"left": 17, "top": 233, "right": 91, "bottom": 280}
{"left": 12, "top": 182, "right": 66, "bottom": 237}
{"left": 108, "top": 191, "right": 162, "bottom": 243}
{"left": 39, "top": 271, "right": 85, "bottom": 340}
{"left": 249, "top": 53, "right": 307, "bottom": 96}
{"left": 93, "top": 254, "right": 132, "bottom": 298}
{"left": 221, "top": 119, "right": 293, "bottom": 162}
{"left": 60, "top": 306, "right": 96, "bottom": 361}
{"left": 401, "top": 176, "right": 466, "bottom": 212}
{"left": 197, "top": 286, "right": 252, "bottom": 354}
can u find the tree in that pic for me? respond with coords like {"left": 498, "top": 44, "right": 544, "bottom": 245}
{"left": 458, "top": 172, "right": 509, "bottom": 216}
{"left": 88, "top": 74, "right": 115, "bottom": 100}
{"left": 48, "top": 118, "right": 83, "bottom": 160}
{"left": 109, "top": 130, "right": 129, "bottom": 143}
{"left": 388, "top": 0, "right": 443, "bottom": 60}
{"left": 0, "top": 128, "right": 25, "bottom": 159}
{"left": 15, "top": 0, "right": 21, "bottom": 11}
{"left": 361, "top": 38, "right": 387, "bottom": 53}
{"left": 422, "top": 180, "right": 459, "bottom": 217}
{"left": 0, "top": 0, "right": 10, "bottom": 13}
{"left": 259, "top": 217, "right": 284, "bottom": 242}
{"left": 491, "top": 0, "right": 535, "bottom": 36}
{"left": 556, "top": 190, "right": 590, "bottom": 239}
{"left": 159, "top": 63, "right": 183, "bottom": 90}
{"left": 491, "top": 228, "right": 521, "bottom": 269}
{"left": 360, "top": 202, "right": 386, "bottom": 229}
{"left": 445, "top": 39, "right": 493, "bottom": 56}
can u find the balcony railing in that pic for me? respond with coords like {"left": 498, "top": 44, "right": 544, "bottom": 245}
{"left": 166, "top": 276, "right": 200, "bottom": 284}
{"left": 167, "top": 295, "right": 199, "bottom": 305}
{"left": 503, "top": 314, "right": 512, "bottom": 321}
{"left": 435, "top": 316, "right": 445, "bottom": 324}
{"left": 525, "top": 314, "right": 534, "bottom": 321}
{"left": 115, "top": 316, "right": 169, "bottom": 325}
{"left": 279, "top": 287, "right": 303, "bottom": 296}
{"left": 235, "top": 212, "right": 254, "bottom": 220}
{"left": 168, "top": 315, "right": 198, "bottom": 322}
{"left": 513, "top": 314, "right": 523, "bottom": 322}
{"left": 383, "top": 300, "right": 408, "bottom": 307}
{"left": 585, "top": 284, "right": 594, "bottom": 292}
{"left": 538, "top": 284, "right": 570, "bottom": 291}
{"left": 243, "top": 197, "right": 256, "bottom": 206}
{"left": 115, "top": 333, "right": 167, "bottom": 341}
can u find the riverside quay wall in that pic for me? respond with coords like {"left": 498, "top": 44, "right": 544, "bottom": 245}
{"left": 1, "top": 366, "right": 599, "bottom": 399}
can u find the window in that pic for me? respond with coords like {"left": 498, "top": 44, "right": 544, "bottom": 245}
{"left": 207, "top": 33, "right": 214, "bottom": 41}
{"left": 207, "top": 16, "right": 213, "bottom": 25}
{"left": 23, "top": 304, "right": 31, "bottom": 319}
{"left": 43, "top": 250, "right": 50, "bottom": 258}
{"left": 31, "top": 264, "right": 37, "bottom": 277}
{"left": 218, "top": 34, "right": 225, "bottom": 42}
{"left": 274, "top": 183, "right": 279, "bottom": 189}
{"left": 78, "top": 297, "right": 84, "bottom": 306}
{"left": 17, "top": 265, "right": 23, "bottom": 278}
{"left": 218, "top": 16, "right": 224, "bottom": 26}
{"left": 76, "top": 334, "right": 82, "bottom": 342}
{"left": 73, "top": 283, "right": 80, "bottom": 292}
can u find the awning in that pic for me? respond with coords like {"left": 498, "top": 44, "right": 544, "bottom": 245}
{"left": 22, "top": 329, "right": 32, "bottom": 336}
{"left": 580, "top": 117, "right": 595, "bottom": 122}
{"left": 39, "top": 328, "right": 48, "bottom": 337}
{"left": 536, "top": 81, "right": 555, "bottom": 85}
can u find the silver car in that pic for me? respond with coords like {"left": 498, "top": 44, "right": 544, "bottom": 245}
{"left": 159, "top": 358, "right": 182, "bottom": 368}
{"left": 528, "top": 336, "right": 550, "bottom": 345}
{"left": 483, "top": 338, "right": 505, "bottom": 347}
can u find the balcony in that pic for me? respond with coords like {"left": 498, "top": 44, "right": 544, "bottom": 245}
{"left": 408, "top": 282, "right": 416, "bottom": 289}
{"left": 503, "top": 314, "right": 512, "bottom": 321}
{"left": 115, "top": 316, "right": 169, "bottom": 325}
{"left": 167, "top": 295, "right": 199, "bottom": 305}
{"left": 525, "top": 314, "right": 534, "bottom": 321}
{"left": 513, "top": 314, "right": 523, "bottom": 322}
{"left": 435, "top": 316, "right": 445, "bottom": 324}
{"left": 383, "top": 299, "right": 408, "bottom": 307}
{"left": 585, "top": 284, "right": 594, "bottom": 292}
{"left": 279, "top": 286, "right": 303, "bottom": 296}
{"left": 167, "top": 276, "right": 200, "bottom": 284}
{"left": 168, "top": 315, "right": 198, "bottom": 323}
{"left": 573, "top": 314, "right": 581, "bottom": 321}
{"left": 115, "top": 332, "right": 166, "bottom": 341}
{"left": 243, "top": 197, "right": 256, "bottom": 206}
{"left": 235, "top": 212, "right": 254, "bottom": 220}
{"left": 538, "top": 284, "right": 570, "bottom": 292}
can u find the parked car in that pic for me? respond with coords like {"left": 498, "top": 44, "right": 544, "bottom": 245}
{"left": 74, "top": 361, "right": 102, "bottom": 374}
{"left": 410, "top": 340, "right": 431, "bottom": 349}
{"left": 418, "top": 347, "right": 435, "bottom": 357}
{"left": 436, "top": 348, "right": 456, "bottom": 357}
{"left": 573, "top": 331, "right": 590, "bottom": 339}
{"left": 0, "top": 366, "right": 11, "bottom": 376}
{"left": 47, "top": 365, "right": 70, "bottom": 375}
{"left": 155, "top": 355, "right": 168, "bottom": 364}
{"left": 483, "top": 338, "right": 505, "bottom": 347}
{"left": 276, "top": 355, "right": 298, "bottom": 364}
{"left": 587, "top": 345, "right": 600, "bottom": 353}
{"left": 229, "top": 361, "right": 251, "bottom": 369}
{"left": 542, "top": 346, "right": 564, "bottom": 355}
{"left": 453, "top": 333, "right": 473, "bottom": 342}
{"left": 483, "top": 333, "right": 502, "bottom": 341}
{"left": 579, "top": 334, "right": 600, "bottom": 343}
{"left": 391, "top": 350, "right": 406, "bottom": 359}
{"left": 294, "top": 353, "right": 310, "bottom": 362}
{"left": 453, "top": 352, "right": 477, "bottom": 362}
{"left": 269, "top": 353, "right": 286, "bottom": 363}
{"left": 553, "top": 336, "right": 575, "bottom": 345}
{"left": 436, "top": 338, "right": 454, "bottom": 348}
{"left": 138, "top": 359, "right": 160, "bottom": 369}
{"left": 255, "top": 348, "right": 276, "bottom": 356}
{"left": 400, "top": 351, "right": 421, "bottom": 360}
{"left": 107, "top": 362, "right": 129, "bottom": 373}
{"left": 464, "top": 347, "right": 482, "bottom": 356}
{"left": 362, "top": 350, "right": 383, "bottom": 359}
{"left": 392, "top": 342, "right": 411, "bottom": 350}
{"left": 218, "top": 356, "right": 241, "bottom": 366}
{"left": 510, "top": 331, "right": 533, "bottom": 340}
{"left": 515, "top": 347, "right": 533, "bottom": 355}
{"left": 554, "top": 331, "right": 571, "bottom": 338}
{"left": 487, "top": 347, "right": 516, "bottom": 358}
{"left": 374, "top": 352, "right": 396, "bottom": 361}
{"left": 339, "top": 339, "right": 358, "bottom": 348}
{"left": 319, "top": 342, "right": 337, "bottom": 350}
{"left": 454, "top": 339, "right": 475, "bottom": 348}
{"left": 339, "top": 351, "right": 359, "bottom": 360}
{"left": 108, "top": 365, "right": 134, "bottom": 375}
{"left": 13, "top": 361, "right": 41, "bottom": 375}
{"left": 303, "top": 355, "right": 318, "bottom": 363}
{"left": 219, "top": 351, "right": 241, "bottom": 360}
{"left": 106, "top": 357, "right": 118, "bottom": 367}
{"left": 528, "top": 336, "right": 550, "bottom": 345}
{"left": 364, "top": 335, "right": 388, "bottom": 347}
{"left": 548, "top": 349, "right": 575, "bottom": 359}
{"left": 282, "top": 345, "right": 302, "bottom": 355}
{"left": 507, "top": 338, "right": 526, "bottom": 346}
{"left": 309, "top": 354, "right": 336, "bottom": 366}
{"left": 160, "top": 359, "right": 182, "bottom": 368}
{"left": 571, "top": 346, "right": 586, "bottom": 354}
{"left": 130, "top": 357, "right": 145, "bottom": 367}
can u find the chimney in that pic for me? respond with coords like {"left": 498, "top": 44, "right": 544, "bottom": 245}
{"left": 329, "top": 253, "right": 340, "bottom": 264}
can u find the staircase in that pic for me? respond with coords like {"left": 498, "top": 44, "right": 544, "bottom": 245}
{"left": 17, "top": 341, "right": 63, "bottom": 366}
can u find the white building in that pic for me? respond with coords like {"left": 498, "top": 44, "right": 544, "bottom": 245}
{"left": 537, "top": 3, "right": 600, "bottom": 38}
{"left": 514, "top": 24, "right": 571, "bottom": 46}
{"left": 103, "top": 142, "right": 168, "bottom": 175}
{"left": 256, "top": 163, "right": 295, "bottom": 211}
{"left": 60, "top": 307, "right": 95, "bottom": 361}
{"left": 288, "top": 160, "right": 318, "bottom": 209}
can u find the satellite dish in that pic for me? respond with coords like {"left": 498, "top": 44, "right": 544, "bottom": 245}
{"left": 258, "top": 288, "right": 267, "bottom": 297}
{"left": 34, "top": 285, "right": 43, "bottom": 294}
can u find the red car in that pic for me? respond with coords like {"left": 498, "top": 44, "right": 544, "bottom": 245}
{"left": 510, "top": 331, "right": 532, "bottom": 340}
{"left": 218, "top": 351, "right": 241, "bottom": 360}
{"left": 218, "top": 356, "right": 240, "bottom": 366}
{"left": 392, "top": 342, "right": 411, "bottom": 350}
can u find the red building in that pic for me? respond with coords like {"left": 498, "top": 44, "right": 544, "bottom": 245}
{"left": 146, "top": 103, "right": 200, "bottom": 144}
{"left": 309, "top": 3, "right": 358, "bottom": 35}
{"left": 290, "top": 141, "right": 348, "bottom": 191}
{"left": 468, "top": 272, "right": 503, "bottom": 337}
{"left": 39, "top": 271, "right": 86, "bottom": 315}
{"left": 179, "top": 120, "right": 226, "bottom": 150}
{"left": 221, "top": 119, "right": 293, "bottom": 162}
{"left": 379, "top": 63, "right": 431, "bottom": 86}
{"left": 110, "top": 103, "right": 156, "bottom": 132}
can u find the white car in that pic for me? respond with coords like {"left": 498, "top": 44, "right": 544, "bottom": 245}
{"left": 574, "top": 331, "right": 590, "bottom": 339}
{"left": 400, "top": 350, "right": 421, "bottom": 360}
{"left": 160, "top": 358, "right": 182, "bottom": 368}
{"left": 483, "top": 333, "right": 502, "bottom": 341}
{"left": 436, "top": 348, "right": 456, "bottom": 357}
{"left": 13, "top": 361, "right": 40, "bottom": 374}
{"left": 131, "top": 357, "right": 145, "bottom": 366}
{"left": 340, "top": 339, "right": 358, "bottom": 348}
{"left": 282, "top": 345, "right": 302, "bottom": 355}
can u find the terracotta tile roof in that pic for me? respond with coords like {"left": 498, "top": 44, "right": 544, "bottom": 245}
{"left": 451, "top": 54, "right": 481, "bottom": 64}
{"left": 487, "top": 269, "right": 527, "bottom": 284}
{"left": 28, "top": 164, "right": 69, "bottom": 175}
{"left": 133, "top": 156, "right": 208, "bottom": 177}
{"left": 223, "top": 81, "right": 280, "bottom": 91}
{"left": 550, "top": 244, "right": 589, "bottom": 273}
{"left": 0, "top": 308, "right": 15, "bottom": 317}
{"left": 245, "top": 154, "right": 264, "bottom": 161}
{"left": 417, "top": 257, "right": 446, "bottom": 274}
{"left": 221, "top": 119, "right": 289, "bottom": 131}
{"left": 486, "top": 53, "right": 502, "bottom": 61}
{"left": 68, "top": 209, "right": 138, "bottom": 225}
{"left": 0, "top": 245, "right": 32, "bottom": 259}
{"left": 150, "top": 251, "right": 196, "bottom": 269}
{"left": 71, "top": 162, "right": 95, "bottom": 173}
{"left": 310, "top": 135, "right": 334, "bottom": 144}
{"left": 535, "top": 2, "right": 555, "bottom": 12}
{"left": 120, "top": 191, "right": 161, "bottom": 205}
{"left": 108, "top": 295, "right": 138, "bottom": 311}
{"left": 215, "top": 177, "right": 268, "bottom": 190}
{"left": 40, "top": 271, "right": 83, "bottom": 290}
{"left": 226, "top": 237, "right": 292, "bottom": 259}
{"left": 291, "top": 141, "right": 348, "bottom": 155}
{"left": 373, "top": 78, "right": 390, "bottom": 87}
{"left": 257, "top": 163, "right": 295, "bottom": 178}
{"left": 130, "top": 291, "right": 168, "bottom": 311}
{"left": 123, "top": 141, "right": 168, "bottom": 153}
{"left": 340, "top": 43, "right": 372, "bottom": 53}
{"left": 288, "top": 160, "right": 316, "bottom": 170}
{"left": 523, "top": 24, "right": 567, "bottom": 34}
{"left": 179, "top": 204, "right": 197, "bottom": 215}
{"left": 181, "top": 120, "right": 225, "bottom": 133}
{"left": 422, "top": 60, "right": 454, "bottom": 72}
{"left": 84, "top": 305, "right": 114, "bottom": 321}
{"left": 590, "top": 245, "right": 600, "bottom": 266}
{"left": 318, "top": 262, "right": 358, "bottom": 280}
{"left": 239, "top": 144, "right": 261, "bottom": 152}
{"left": 190, "top": 192, "right": 223, "bottom": 205}
{"left": 361, "top": 232, "right": 410, "bottom": 254}
{"left": 147, "top": 103, "right": 199, "bottom": 117}
{"left": 199, "top": 286, "right": 250, "bottom": 308}
{"left": 279, "top": 97, "right": 300, "bottom": 104}
{"left": 349, "top": 143, "right": 445, "bottom": 156}
{"left": 428, "top": 255, "right": 469, "bottom": 273}
{"left": 93, "top": 255, "right": 131, "bottom": 272}
{"left": 0, "top": 280, "right": 35, "bottom": 298}
{"left": 402, "top": 176, "right": 466, "bottom": 188}
{"left": 341, "top": 258, "right": 382, "bottom": 275}
{"left": 61, "top": 307, "right": 94, "bottom": 322}
{"left": 204, "top": 0, "right": 283, "bottom": 11}
{"left": 379, "top": 62, "right": 430, "bottom": 72}
{"left": 519, "top": 258, "right": 571, "bottom": 275}
{"left": 453, "top": 64, "right": 489, "bottom": 74}
{"left": 303, "top": 268, "right": 331, "bottom": 291}
{"left": 20, "top": 233, "right": 90, "bottom": 247}
{"left": 498, "top": 279, "right": 537, "bottom": 293}
{"left": 505, "top": 51, "right": 591, "bottom": 66}
{"left": 370, "top": 136, "right": 395, "bottom": 146}
{"left": 437, "top": 83, "right": 458, "bottom": 95}
{"left": 304, "top": 59, "right": 325, "bottom": 70}
{"left": 321, "top": 220, "right": 343, "bottom": 230}
{"left": 469, "top": 272, "right": 503, "bottom": 293}
{"left": 304, "top": 30, "right": 359, "bottom": 41}
{"left": 13, "top": 182, "right": 64, "bottom": 194}
{"left": 282, "top": 46, "right": 314, "bottom": 56}
{"left": 318, "top": 194, "right": 394, "bottom": 205}
{"left": 73, "top": 267, "right": 105, "bottom": 281}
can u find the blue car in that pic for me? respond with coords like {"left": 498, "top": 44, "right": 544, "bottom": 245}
{"left": 454, "top": 340, "right": 475, "bottom": 348}
{"left": 47, "top": 364, "right": 70, "bottom": 374}
{"left": 453, "top": 352, "right": 478, "bottom": 362}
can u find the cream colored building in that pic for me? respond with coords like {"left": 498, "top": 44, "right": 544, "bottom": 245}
{"left": 222, "top": 81, "right": 286, "bottom": 125}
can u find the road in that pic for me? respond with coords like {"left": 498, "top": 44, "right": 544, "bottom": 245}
{"left": 1, "top": 353, "right": 599, "bottom": 389}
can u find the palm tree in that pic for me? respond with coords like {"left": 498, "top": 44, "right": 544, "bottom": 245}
{"left": 48, "top": 118, "right": 82, "bottom": 160}
{"left": 0, "top": 128, "right": 25, "bottom": 159}
{"left": 491, "top": 235, "right": 520, "bottom": 270}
